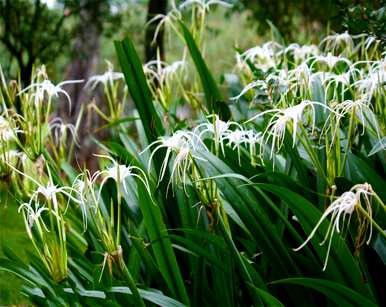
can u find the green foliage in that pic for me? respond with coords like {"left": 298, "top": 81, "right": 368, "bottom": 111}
{"left": 237, "top": 0, "right": 385, "bottom": 44}
{"left": 236, "top": 0, "right": 338, "bottom": 40}
{"left": 0, "top": 0, "right": 69, "bottom": 84}
{"left": 179, "top": 21, "right": 231, "bottom": 120}
{"left": 334, "top": 0, "right": 386, "bottom": 46}
{"left": 115, "top": 36, "right": 164, "bottom": 143}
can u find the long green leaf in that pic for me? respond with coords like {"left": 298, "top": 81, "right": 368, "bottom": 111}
{"left": 137, "top": 183, "right": 189, "bottom": 305}
{"left": 114, "top": 36, "right": 164, "bottom": 144}
{"left": 195, "top": 151, "right": 314, "bottom": 305}
{"left": 109, "top": 287, "right": 186, "bottom": 307}
{"left": 247, "top": 283, "right": 284, "bottom": 307}
{"left": 271, "top": 278, "right": 377, "bottom": 306}
{"left": 347, "top": 153, "right": 386, "bottom": 200}
{"left": 179, "top": 21, "right": 231, "bottom": 120}
{"left": 259, "top": 184, "right": 374, "bottom": 299}
{"left": 197, "top": 152, "right": 300, "bottom": 277}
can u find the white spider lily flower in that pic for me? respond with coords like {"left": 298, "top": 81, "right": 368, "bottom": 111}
{"left": 310, "top": 53, "right": 352, "bottom": 70}
{"left": 179, "top": 0, "right": 233, "bottom": 12}
{"left": 266, "top": 70, "right": 290, "bottom": 95}
{"left": 320, "top": 31, "right": 354, "bottom": 54}
{"left": 48, "top": 117, "right": 79, "bottom": 146}
{"left": 332, "top": 98, "right": 380, "bottom": 139}
{"left": 0, "top": 116, "right": 21, "bottom": 141}
{"left": 0, "top": 150, "right": 26, "bottom": 162}
{"left": 323, "top": 69, "right": 360, "bottom": 100}
{"left": 242, "top": 48, "right": 275, "bottom": 70}
{"left": 143, "top": 59, "right": 168, "bottom": 83}
{"left": 221, "top": 129, "right": 262, "bottom": 165}
{"left": 30, "top": 182, "right": 81, "bottom": 212}
{"left": 223, "top": 129, "right": 246, "bottom": 164}
{"left": 7, "top": 161, "right": 81, "bottom": 212}
{"left": 285, "top": 44, "right": 319, "bottom": 63}
{"left": 198, "top": 115, "right": 239, "bottom": 137}
{"left": 74, "top": 178, "right": 86, "bottom": 195}
{"left": 334, "top": 98, "right": 371, "bottom": 119}
{"left": 72, "top": 177, "right": 88, "bottom": 208}
{"left": 36, "top": 184, "right": 62, "bottom": 200}
{"left": 224, "top": 129, "right": 246, "bottom": 150}
{"left": 244, "top": 130, "right": 263, "bottom": 161}
{"left": 71, "top": 172, "right": 100, "bottom": 231}
{"left": 169, "top": 145, "right": 193, "bottom": 189}
{"left": 163, "top": 61, "right": 185, "bottom": 77}
{"left": 288, "top": 63, "right": 313, "bottom": 91}
{"left": 144, "top": 60, "right": 185, "bottom": 84}
{"left": 247, "top": 100, "right": 336, "bottom": 157}
{"left": 231, "top": 80, "right": 266, "bottom": 101}
{"left": 35, "top": 65, "right": 48, "bottom": 79}
{"left": 146, "top": 1, "right": 182, "bottom": 44}
{"left": 294, "top": 183, "right": 375, "bottom": 270}
{"left": 235, "top": 53, "right": 249, "bottom": 71}
{"left": 86, "top": 61, "right": 124, "bottom": 90}
{"left": 197, "top": 114, "right": 242, "bottom": 154}
{"left": 369, "top": 56, "right": 386, "bottom": 72}
{"left": 19, "top": 78, "right": 83, "bottom": 109}
{"left": 293, "top": 45, "right": 319, "bottom": 63}
{"left": 92, "top": 155, "right": 152, "bottom": 199}
{"left": 72, "top": 178, "right": 86, "bottom": 210}
{"left": 354, "top": 70, "right": 386, "bottom": 101}
{"left": 143, "top": 130, "right": 206, "bottom": 189}
{"left": 18, "top": 202, "right": 49, "bottom": 230}
{"left": 361, "top": 34, "right": 380, "bottom": 50}
{"left": 0, "top": 150, "right": 27, "bottom": 173}
{"left": 7, "top": 160, "right": 71, "bottom": 283}
{"left": 14, "top": 179, "right": 80, "bottom": 235}
{"left": 324, "top": 71, "right": 354, "bottom": 87}
{"left": 241, "top": 42, "right": 281, "bottom": 70}
{"left": 242, "top": 42, "right": 282, "bottom": 61}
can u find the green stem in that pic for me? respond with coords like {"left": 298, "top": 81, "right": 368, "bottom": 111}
{"left": 115, "top": 163, "right": 123, "bottom": 247}
{"left": 357, "top": 205, "right": 386, "bottom": 241}
{"left": 217, "top": 210, "right": 263, "bottom": 306}
{"left": 374, "top": 194, "right": 386, "bottom": 214}
{"left": 120, "top": 257, "right": 146, "bottom": 307}
{"left": 340, "top": 109, "right": 355, "bottom": 177}
{"left": 298, "top": 125, "right": 330, "bottom": 185}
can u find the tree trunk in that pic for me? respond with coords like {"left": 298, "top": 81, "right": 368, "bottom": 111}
{"left": 60, "top": 1, "right": 106, "bottom": 170}
{"left": 19, "top": 62, "right": 33, "bottom": 87}
{"left": 145, "top": 0, "right": 168, "bottom": 62}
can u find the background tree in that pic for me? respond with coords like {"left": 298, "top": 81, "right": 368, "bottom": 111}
{"left": 236, "top": 0, "right": 338, "bottom": 40}
{"left": 60, "top": 0, "right": 110, "bottom": 116}
{"left": 0, "top": 0, "right": 69, "bottom": 85}
{"left": 59, "top": 0, "right": 125, "bottom": 169}
{"left": 333, "top": 0, "right": 386, "bottom": 46}
{"left": 145, "top": 0, "right": 168, "bottom": 62}
{"left": 237, "top": 0, "right": 385, "bottom": 43}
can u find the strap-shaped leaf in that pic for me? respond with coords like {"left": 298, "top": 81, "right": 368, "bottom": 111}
{"left": 110, "top": 287, "right": 186, "bottom": 307}
{"left": 179, "top": 21, "right": 231, "bottom": 120}
{"left": 271, "top": 278, "right": 377, "bottom": 306}
{"left": 137, "top": 182, "right": 190, "bottom": 305}
{"left": 196, "top": 152, "right": 301, "bottom": 278}
{"left": 368, "top": 137, "right": 386, "bottom": 156}
{"left": 247, "top": 283, "right": 284, "bottom": 307}
{"left": 259, "top": 184, "right": 375, "bottom": 300}
{"left": 114, "top": 36, "right": 164, "bottom": 144}
{"left": 347, "top": 152, "right": 386, "bottom": 200}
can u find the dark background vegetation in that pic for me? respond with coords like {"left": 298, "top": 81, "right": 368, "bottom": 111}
{"left": 1, "top": 0, "right": 384, "bottom": 85}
